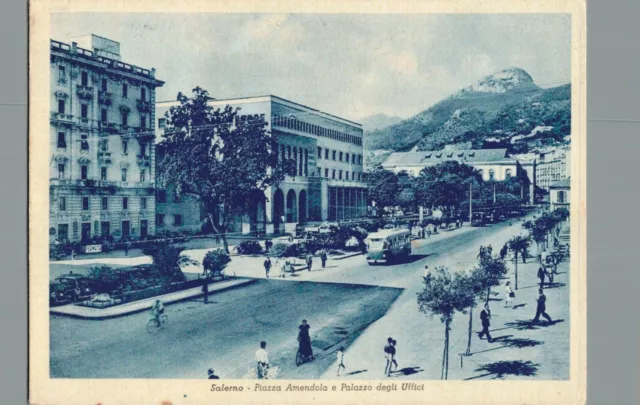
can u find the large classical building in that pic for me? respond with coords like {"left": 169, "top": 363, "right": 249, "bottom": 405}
{"left": 49, "top": 35, "right": 164, "bottom": 243}
{"left": 381, "top": 148, "right": 537, "bottom": 204}
{"left": 155, "top": 95, "right": 368, "bottom": 235}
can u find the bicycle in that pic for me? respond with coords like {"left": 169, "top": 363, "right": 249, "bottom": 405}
{"left": 146, "top": 314, "right": 169, "bottom": 333}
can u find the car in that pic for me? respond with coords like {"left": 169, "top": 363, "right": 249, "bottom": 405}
{"left": 49, "top": 282, "right": 73, "bottom": 306}
{"left": 55, "top": 273, "right": 95, "bottom": 302}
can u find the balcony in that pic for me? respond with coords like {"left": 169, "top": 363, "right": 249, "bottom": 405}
{"left": 136, "top": 99, "right": 151, "bottom": 113}
{"left": 102, "top": 122, "right": 119, "bottom": 134}
{"left": 50, "top": 112, "right": 74, "bottom": 125}
{"left": 98, "top": 151, "right": 113, "bottom": 164}
{"left": 76, "top": 85, "right": 94, "bottom": 100}
{"left": 136, "top": 155, "right": 152, "bottom": 167}
{"left": 98, "top": 91, "right": 113, "bottom": 106}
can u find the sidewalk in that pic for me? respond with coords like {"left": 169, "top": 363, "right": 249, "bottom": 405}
{"left": 320, "top": 223, "right": 569, "bottom": 380}
{"left": 50, "top": 278, "right": 256, "bottom": 319}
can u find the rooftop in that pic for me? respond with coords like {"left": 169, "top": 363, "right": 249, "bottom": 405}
{"left": 383, "top": 148, "right": 512, "bottom": 167}
{"left": 549, "top": 177, "right": 571, "bottom": 189}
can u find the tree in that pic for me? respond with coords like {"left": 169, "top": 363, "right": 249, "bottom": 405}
{"left": 366, "top": 167, "right": 399, "bottom": 213}
{"left": 478, "top": 255, "right": 508, "bottom": 304}
{"left": 202, "top": 249, "right": 231, "bottom": 278}
{"left": 414, "top": 161, "right": 482, "bottom": 214}
{"left": 88, "top": 265, "right": 119, "bottom": 293}
{"left": 416, "top": 266, "right": 468, "bottom": 380}
{"left": 457, "top": 269, "right": 486, "bottom": 356}
{"left": 508, "top": 235, "right": 531, "bottom": 289}
{"left": 143, "top": 241, "right": 197, "bottom": 287}
{"left": 157, "top": 87, "right": 291, "bottom": 253}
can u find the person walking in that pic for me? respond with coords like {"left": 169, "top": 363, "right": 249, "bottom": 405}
{"left": 305, "top": 253, "right": 313, "bottom": 272}
{"left": 532, "top": 289, "right": 553, "bottom": 325}
{"left": 537, "top": 265, "right": 546, "bottom": 288}
{"left": 207, "top": 368, "right": 220, "bottom": 379}
{"left": 263, "top": 257, "right": 272, "bottom": 278}
{"left": 504, "top": 281, "right": 515, "bottom": 308}
{"left": 426, "top": 228, "right": 431, "bottom": 239}
{"left": 487, "top": 245, "right": 493, "bottom": 256}
{"left": 423, "top": 265, "right": 431, "bottom": 283}
{"left": 390, "top": 339, "right": 399, "bottom": 372}
{"left": 383, "top": 337, "right": 394, "bottom": 376}
{"left": 265, "top": 238, "right": 272, "bottom": 253}
{"left": 320, "top": 250, "right": 328, "bottom": 269}
{"left": 336, "top": 346, "right": 346, "bottom": 376}
{"left": 500, "top": 244, "right": 508, "bottom": 261}
{"left": 478, "top": 304, "right": 493, "bottom": 343}
{"left": 477, "top": 246, "right": 485, "bottom": 260}
{"left": 255, "top": 341, "right": 269, "bottom": 379}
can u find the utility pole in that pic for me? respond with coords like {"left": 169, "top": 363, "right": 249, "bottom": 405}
{"left": 493, "top": 183, "right": 496, "bottom": 204}
{"left": 469, "top": 182, "right": 472, "bottom": 224}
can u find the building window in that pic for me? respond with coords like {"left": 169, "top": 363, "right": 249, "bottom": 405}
{"left": 81, "top": 104, "right": 88, "bottom": 119}
{"left": 505, "top": 169, "right": 512, "bottom": 179}
{"left": 80, "top": 165, "right": 88, "bottom": 180}
{"left": 100, "top": 167, "right": 107, "bottom": 181}
{"left": 156, "top": 214, "right": 164, "bottom": 226}
{"left": 101, "top": 221, "right": 110, "bottom": 236}
{"left": 158, "top": 118, "right": 166, "bottom": 128}
{"left": 140, "top": 169, "right": 146, "bottom": 183}
{"left": 99, "top": 139, "right": 108, "bottom": 152}
{"left": 121, "top": 111, "right": 128, "bottom": 127}
{"left": 59, "top": 196, "right": 66, "bottom": 211}
{"left": 58, "top": 163, "right": 65, "bottom": 179}
{"left": 352, "top": 172, "right": 355, "bottom": 181}
{"left": 345, "top": 153, "right": 350, "bottom": 163}
{"left": 81, "top": 71, "right": 88, "bottom": 86}
{"left": 139, "top": 142, "right": 147, "bottom": 156}
{"left": 339, "top": 170, "right": 343, "bottom": 180}
{"left": 140, "top": 115, "right": 147, "bottom": 129}
{"left": 141, "top": 87, "right": 146, "bottom": 101}
{"left": 325, "top": 148, "right": 329, "bottom": 159}
{"left": 122, "top": 140, "right": 128, "bottom": 154}
{"left": 141, "top": 197, "right": 147, "bottom": 210}
{"left": 339, "top": 152, "right": 343, "bottom": 162}
{"left": 317, "top": 167, "right": 322, "bottom": 177}
{"left": 332, "top": 169, "right": 336, "bottom": 179}
{"left": 82, "top": 197, "right": 89, "bottom": 211}
{"left": 101, "top": 109, "right": 108, "bottom": 123}
{"left": 157, "top": 190, "right": 167, "bottom": 203}
{"left": 58, "top": 99, "right": 65, "bottom": 114}
{"left": 174, "top": 214, "right": 183, "bottom": 226}
{"left": 101, "top": 78, "right": 107, "bottom": 92}
{"left": 317, "top": 147, "right": 322, "bottom": 158}
{"left": 332, "top": 150, "right": 336, "bottom": 161}
{"left": 345, "top": 172, "right": 349, "bottom": 181}
{"left": 58, "top": 224, "right": 69, "bottom": 241}
{"left": 122, "top": 197, "right": 128, "bottom": 210}
{"left": 557, "top": 191, "right": 566, "bottom": 204}
{"left": 121, "top": 168, "right": 127, "bottom": 182}
{"left": 101, "top": 197, "right": 108, "bottom": 210}
{"left": 325, "top": 168, "right": 329, "bottom": 178}
{"left": 58, "top": 66, "right": 65, "bottom": 82}
{"left": 57, "top": 132, "right": 66, "bottom": 148}
{"left": 489, "top": 169, "right": 495, "bottom": 181}
{"left": 122, "top": 83, "right": 128, "bottom": 98}
{"left": 80, "top": 133, "right": 89, "bottom": 150}
{"left": 352, "top": 154, "right": 356, "bottom": 164}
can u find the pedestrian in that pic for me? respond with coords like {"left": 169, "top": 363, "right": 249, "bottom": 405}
{"left": 306, "top": 253, "right": 313, "bottom": 272}
{"left": 390, "top": 339, "right": 399, "bottom": 372}
{"left": 207, "top": 368, "right": 219, "bottom": 379}
{"left": 544, "top": 265, "right": 554, "bottom": 285}
{"left": 532, "top": 288, "right": 553, "bottom": 324}
{"left": 500, "top": 244, "right": 508, "bottom": 261}
{"left": 215, "top": 234, "right": 221, "bottom": 244}
{"left": 426, "top": 228, "right": 431, "bottom": 239}
{"left": 537, "top": 266, "right": 546, "bottom": 288}
{"left": 255, "top": 341, "right": 269, "bottom": 379}
{"left": 124, "top": 240, "right": 131, "bottom": 256}
{"left": 279, "top": 261, "right": 287, "bottom": 278}
{"left": 487, "top": 245, "right": 493, "bottom": 256}
{"left": 383, "top": 337, "right": 394, "bottom": 376}
{"left": 477, "top": 246, "right": 485, "bottom": 260}
{"left": 263, "top": 257, "right": 272, "bottom": 278}
{"left": 320, "top": 250, "right": 327, "bottom": 269}
{"left": 265, "top": 239, "right": 271, "bottom": 253}
{"left": 336, "top": 346, "right": 346, "bottom": 376}
{"left": 504, "top": 281, "right": 515, "bottom": 308}
{"left": 70, "top": 247, "right": 75, "bottom": 261}
{"left": 288, "top": 234, "right": 294, "bottom": 243}
{"left": 423, "top": 265, "right": 431, "bottom": 282}
{"left": 478, "top": 303, "right": 493, "bottom": 343}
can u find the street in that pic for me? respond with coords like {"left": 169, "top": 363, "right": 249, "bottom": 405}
{"left": 50, "top": 219, "right": 569, "bottom": 380}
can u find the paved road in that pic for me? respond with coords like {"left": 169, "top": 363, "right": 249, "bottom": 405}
{"left": 50, "top": 220, "right": 529, "bottom": 379}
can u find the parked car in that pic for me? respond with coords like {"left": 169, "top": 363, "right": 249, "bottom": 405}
{"left": 471, "top": 213, "right": 487, "bottom": 227}
{"left": 54, "top": 273, "right": 95, "bottom": 301}
{"left": 49, "top": 282, "right": 73, "bottom": 306}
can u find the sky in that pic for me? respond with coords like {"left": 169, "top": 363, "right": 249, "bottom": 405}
{"left": 51, "top": 13, "right": 571, "bottom": 122}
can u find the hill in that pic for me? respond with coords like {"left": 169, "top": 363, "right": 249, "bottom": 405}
{"left": 364, "top": 67, "right": 571, "bottom": 155}
{"left": 359, "top": 113, "right": 404, "bottom": 132}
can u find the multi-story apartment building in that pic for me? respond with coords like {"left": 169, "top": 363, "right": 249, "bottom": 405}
{"left": 49, "top": 35, "right": 164, "bottom": 243}
{"left": 535, "top": 144, "right": 571, "bottom": 190}
{"left": 155, "top": 95, "right": 368, "bottom": 235}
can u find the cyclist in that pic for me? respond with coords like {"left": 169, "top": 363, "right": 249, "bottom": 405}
{"left": 151, "top": 299, "right": 165, "bottom": 327}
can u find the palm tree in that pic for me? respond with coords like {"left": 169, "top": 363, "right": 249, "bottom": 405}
{"left": 508, "top": 235, "right": 531, "bottom": 290}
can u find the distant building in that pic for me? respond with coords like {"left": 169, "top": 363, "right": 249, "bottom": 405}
{"left": 381, "top": 148, "right": 537, "bottom": 204}
{"left": 49, "top": 35, "right": 164, "bottom": 243}
{"left": 535, "top": 145, "right": 570, "bottom": 190}
{"left": 549, "top": 177, "right": 570, "bottom": 211}
{"left": 155, "top": 95, "right": 368, "bottom": 235}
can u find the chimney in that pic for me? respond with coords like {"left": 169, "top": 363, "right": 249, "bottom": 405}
{"left": 71, "top": 42, "right": 77, "bottom": 53}
{"left": 151, "top": 68, "right": 156, "bottom": 78}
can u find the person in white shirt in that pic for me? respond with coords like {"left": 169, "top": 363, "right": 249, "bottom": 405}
{"left": 255, "top": 341, "right": 269, "bottom": 379}
{"left": 504, "top": 281, "right": 515, "bottom": 308}
{"left": 336, "top": 346, "right": 346, "bottom": 376}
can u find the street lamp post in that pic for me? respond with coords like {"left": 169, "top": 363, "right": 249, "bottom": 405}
{"left": 468, "top": 182, "right": 472, "bottom": 225}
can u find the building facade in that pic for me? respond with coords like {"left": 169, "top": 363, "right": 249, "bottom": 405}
{"left": 155, "top": 95, "right": 368, "bottom": 235}
{"left": 535, "top": 145, "right": 571, "bottom": 190}
{"left": 49, "top": 35, "right": 164, "bottom": 243}
{"left": 549, "top": 177, "right": 570, "bottom": 211}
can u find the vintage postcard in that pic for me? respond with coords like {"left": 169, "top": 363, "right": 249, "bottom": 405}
{"left": 29, "top": 0, "right": 587, "bottom": 404}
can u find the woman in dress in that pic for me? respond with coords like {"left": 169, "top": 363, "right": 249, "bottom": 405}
{"left": 298, "top": 319, "right": 314, "bottom": 360}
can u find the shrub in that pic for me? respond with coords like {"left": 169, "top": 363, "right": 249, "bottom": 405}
{"left": 236, "top": 240, "right": 263, "bottom": 255}
{"left": 88, "top": 265, "right": 119, "bottom": 293}
{"left": 202, "top": 249, "right": 231, "bottom": 277}
{"left": 269, "top": 243, "right": 298, "bottom": 259}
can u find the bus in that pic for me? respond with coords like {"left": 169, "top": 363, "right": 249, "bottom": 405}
{"left": 364, "top": 228, "right": 412, "bottom": 265}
